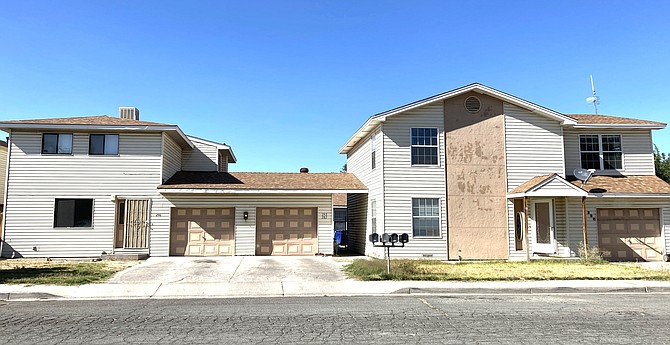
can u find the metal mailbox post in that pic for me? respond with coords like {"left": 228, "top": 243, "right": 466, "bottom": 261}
{"left": 368, "top": 233, "right": 410, "bottom": 274}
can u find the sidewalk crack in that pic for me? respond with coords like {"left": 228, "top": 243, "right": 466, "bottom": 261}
{"left": 229, "top": 258, "right": 243, "bottom": 283}
{"left": 150, "top": 283, "right": 162, "bottom": 298}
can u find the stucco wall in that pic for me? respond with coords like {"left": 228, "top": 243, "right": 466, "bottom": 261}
{"left": 444, "top": 92, "right": 508, "bottom": 259}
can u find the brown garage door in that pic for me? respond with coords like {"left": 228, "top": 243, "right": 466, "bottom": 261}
{"left": 597, "top": 208, "right": 663, "bottom": 261}
{"left": 170, "top": 208, "right": 235, "bottom": 256}
{"left": 256, "top": 207, "right": 317, "bottom": 256}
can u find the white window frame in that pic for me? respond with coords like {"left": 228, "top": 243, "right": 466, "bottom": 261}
{"left": 410, "top": 127, "right": 439, "bottom": 166}
{"left": 579, "top": 134, "right": 623, "bottom": 171}
{"left": 411, "top": 197, "right": 441, "bottom": 238}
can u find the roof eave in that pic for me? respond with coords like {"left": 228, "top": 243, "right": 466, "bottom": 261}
{"left": 587, "top": 193, "right": 670, "bottom": 198}
{"left": 158, "top": 188, "right": 369, "bottom": 194}
{"left": 571, "top": 124, "right": 666, "bottom": 130}
{"left": 339, "top": 117, "right": 383, "bottom": 154}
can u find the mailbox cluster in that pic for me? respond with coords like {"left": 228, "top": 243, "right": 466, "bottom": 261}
{"left": 368, "top": 233, "right": 409, "bottom": 247}
{"left": 368, "top": 232, "right": 410, "bottom": 274}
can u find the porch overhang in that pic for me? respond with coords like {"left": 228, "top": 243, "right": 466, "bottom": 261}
{"left": 507, "top": 174, "right": 588, "bottom": 199}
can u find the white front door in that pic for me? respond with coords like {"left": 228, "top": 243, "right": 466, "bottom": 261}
{"left": 531, "top": 199, "right": 555, "bottom": 254}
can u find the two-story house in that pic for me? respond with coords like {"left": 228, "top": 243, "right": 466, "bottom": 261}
{"left": 342, "top": 83, "right": 670, "bottom": 261}
{"left": 0, "top": 107, "right": 366, "bottom": 258}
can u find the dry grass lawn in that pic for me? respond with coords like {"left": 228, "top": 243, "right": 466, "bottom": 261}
{"left": 344, "top": 259, "right": 670, "bottom": 281}
{"left": 0, "top": 259, "right": 138, "bottom": 285}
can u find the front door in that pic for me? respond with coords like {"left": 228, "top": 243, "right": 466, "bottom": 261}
{"left": 114, "top": 199, "right": 126, "bottom": 248}
{"left": 115, "top": 199, "right": 150, "bottom": 249}
{"left": 532, "top": 200, "right": 555, "bottom": 254}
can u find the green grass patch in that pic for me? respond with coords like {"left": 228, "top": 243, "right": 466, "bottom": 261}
{"left": 0, "top": 260, "right": 136, "bottom": 285}
{"left": 343, "top": 259, "right": 670, "bottom": 281}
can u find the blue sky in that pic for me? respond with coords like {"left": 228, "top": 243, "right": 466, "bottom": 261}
{"left": 1, "top": 1, "right": 668, "bottom": 172}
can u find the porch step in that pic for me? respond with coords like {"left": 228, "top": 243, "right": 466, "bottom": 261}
{"left": 101, "top": 253, "right": 149, "bottom": 261}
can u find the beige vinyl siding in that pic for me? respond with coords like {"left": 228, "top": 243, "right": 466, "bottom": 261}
{"left": 162, "top": 133, "right": 182, "bottom": 182}
{"left": 218, "top": 153, "right": 228, "bottom": 172}
{"left": 0, "top": 145, "right": 7, "bottom": 205}
{"left": 182, "top": 137, "right": 218, "bottom": 171}
{"left": 563, "top": 129, "right": 655, "bottom": 176}
{"left": 504, "top": 103, "right": 564, "bottom": 258}
{"left": 346, "top": 127, "right": 383, "bottom": 257}
{"left": 504, "top": 103, "right": 564, "bottom": 190}
{"left": 154, "top": 194, "right": 334, "bottom": 256}
{"left": 382, "top": 102, "right": 447, "bottom": 259}
{"left": 2, "top": 131, "right": 163, "bottom": 258}
{"left": 565, "top": 197, "right": 670, "bottom": 257}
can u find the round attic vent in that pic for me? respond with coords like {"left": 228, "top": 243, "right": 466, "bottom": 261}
{"left": 464, "top": 96, "right": 482, "bottom": 113}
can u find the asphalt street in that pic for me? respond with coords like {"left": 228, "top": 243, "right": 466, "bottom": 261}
{"left": 1, "top": 294, "right": 669, "bottom": 344}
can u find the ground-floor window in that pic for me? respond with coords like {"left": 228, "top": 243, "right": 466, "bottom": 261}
{"left": 54, "top": 199, "right": 93, "bottom": 228}
{"left": 412, "top": 198, "right": 440, "bottom": 237}
{"left": 334, "top": 208, "right": 347, "bottom": 231}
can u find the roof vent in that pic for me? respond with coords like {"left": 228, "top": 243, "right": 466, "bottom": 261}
{"left": 300, "top": 167, "right": 309, "bottom": 173}
{"left": 464, "top": 96, "right": 481, "bottom": 113}
{"left": 119, "top": 107, "right": 140, "bottom": 120}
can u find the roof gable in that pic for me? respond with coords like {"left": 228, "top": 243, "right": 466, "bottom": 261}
{"left": 340, "top": 83, "right": 577, "bottom": 154}
{"left": 186, "top": 135, "right": 237, "bottom": 163}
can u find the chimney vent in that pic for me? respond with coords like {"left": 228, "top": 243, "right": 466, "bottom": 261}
{"left": 300, "top": 167, "right": 309, "bottom": 173}
{"left": 119, "top": 107, "right": 140, "bottom": 120}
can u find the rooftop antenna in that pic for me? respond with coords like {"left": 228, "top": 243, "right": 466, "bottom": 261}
{"left": 585, "top": 74, "right": 600, "bottom": 114}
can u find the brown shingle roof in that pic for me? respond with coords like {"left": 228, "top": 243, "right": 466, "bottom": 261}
{"left": 509, "top": 174, "right": 555, "bottom": 194}
{"left": 568, "top": 175, "right": 670, "bottom": 194}
{"left": 567, "top": 114, "right": 665, "bottom": 126}
{"left": 159, "top": 171, "right": 367, "bottom": 191}
{"left": 0, "top": 115, "right": 171, "bottom": 127}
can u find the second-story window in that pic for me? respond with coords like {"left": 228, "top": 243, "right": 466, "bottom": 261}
{"left": 371, "top": 133, "right": 376, "bottom": 170}
{"left": 42, "top": 133, "right": 73, "bottom": 154}
{"left": 579, "top": 134, "right": 622, "bottom": 170}
{"left": 411, "top": 128, "right": 438, "bottom": 165}
{"left": 89, "top": 134, "right": 119, "bottom": 155}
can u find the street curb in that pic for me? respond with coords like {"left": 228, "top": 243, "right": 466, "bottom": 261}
{"left": 397, "top": 286, "right": 669, "bottom": 295}
{"left": 5, "top": 292, "right": 62, "bottom": 301}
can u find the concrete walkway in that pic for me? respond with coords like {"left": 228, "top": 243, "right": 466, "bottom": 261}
{"left": 2, "top": 256, "right": 670, "bottom": 301}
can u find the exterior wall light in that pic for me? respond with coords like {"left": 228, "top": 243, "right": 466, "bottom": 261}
{"left": 243, "top": 211, "right": 249, "bottom": 221}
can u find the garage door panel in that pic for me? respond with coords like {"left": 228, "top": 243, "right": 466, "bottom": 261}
{"left": 597, "top": 208, "right": 662, "bottom": 262}
{"left": 256, "top": 207, "right": 317, "bottom": 256}
{"left": 170, "top": 207, "right": 235, "bottom": 256}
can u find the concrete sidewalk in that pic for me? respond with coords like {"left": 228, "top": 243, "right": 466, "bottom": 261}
{"left": 3, "top": 279, "right": 670, "bottom": 301}
{"left": 3, "top": 256, "right": 670, "bottom": 301}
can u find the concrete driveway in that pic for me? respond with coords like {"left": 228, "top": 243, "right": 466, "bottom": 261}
{"left": 109, "top": 256, "right": 349, "bottom": 284}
